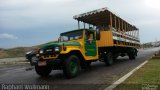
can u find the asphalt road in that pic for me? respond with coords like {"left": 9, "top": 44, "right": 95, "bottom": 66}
{"left": 0, "top": 47, "right": 160, "bottom": 90}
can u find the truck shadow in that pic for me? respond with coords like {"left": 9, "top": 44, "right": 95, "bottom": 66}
{"left": 35, "top": 57, "right": 133, "bottom": 82}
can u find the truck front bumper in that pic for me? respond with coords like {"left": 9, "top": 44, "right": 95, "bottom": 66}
{"left": 32, "top": 57, "right": 62, "bottom": 70}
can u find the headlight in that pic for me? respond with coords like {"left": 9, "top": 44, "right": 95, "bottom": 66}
{"left": 39, "top": 50, "right": 43, "bottom": 54}
{"left": 55, "top": 47, "right": 60, "bottom": 52}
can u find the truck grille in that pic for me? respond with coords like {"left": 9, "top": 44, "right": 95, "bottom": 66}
{"left": 43, "top": 47, "right": 55, "bottom": 55}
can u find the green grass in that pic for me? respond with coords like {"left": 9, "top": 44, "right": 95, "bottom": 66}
{"left": 114, "top": 59, "right": 160, "bottom": 90}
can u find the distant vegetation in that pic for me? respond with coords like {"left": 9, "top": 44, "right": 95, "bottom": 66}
{"left": 142, "top": 41, "right": 160, "bottom": 48}
{"left": 0, "top": 41, "right": 57, "bottom": 59}
{"left": 0, "top": 47, "right": 36, "bottom": 59}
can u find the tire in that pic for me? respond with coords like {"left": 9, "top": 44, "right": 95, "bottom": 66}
{"left": 63, "top": 55, "right": 80, "bottom": 78}
{"left": 128, "top": 53, "right": 136, "bottom": 60}
{"left": 128, "top": 49, "right": 137, "bottom": 60}
{"left": 35, "top": 65, "right": 52, "bottom": 77}
{"left": 104, "top": 52, "right": 113, "bottom": 66}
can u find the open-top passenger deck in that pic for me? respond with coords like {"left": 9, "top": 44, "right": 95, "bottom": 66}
{"left": 73, "top": 7, "right": 140, "bottom": 48}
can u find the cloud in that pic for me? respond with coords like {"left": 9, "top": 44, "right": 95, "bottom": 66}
{"left": 0, "top": 0, "right": 160, "bottom": 48}
{"left": 0, "top": 33, "right": 18, "bottom": 40}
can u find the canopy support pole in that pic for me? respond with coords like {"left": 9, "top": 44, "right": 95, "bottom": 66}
{"left": 78, "top": 21, "right": 80, "bottom": 29}
{"left": 110, "top": 12, "right": 112, "bottom": 31}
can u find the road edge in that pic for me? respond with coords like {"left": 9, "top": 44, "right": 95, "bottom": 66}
{"left": 104, "top": 55, "right": 154, "bottom": 90}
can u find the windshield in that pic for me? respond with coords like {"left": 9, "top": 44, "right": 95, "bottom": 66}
{"left": 60, "top": 30, "right": 83, "bottom": 42}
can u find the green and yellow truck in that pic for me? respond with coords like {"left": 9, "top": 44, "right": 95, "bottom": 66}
{"left": 33, "top": 7, "right": 140, "bottom": 78}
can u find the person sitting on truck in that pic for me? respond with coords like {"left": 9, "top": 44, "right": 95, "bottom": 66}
{"left": 88, "top": 33, "right": 94, "bottom": 44}
{"left": 107, "top": 25, "right": 111, "bottom": 31}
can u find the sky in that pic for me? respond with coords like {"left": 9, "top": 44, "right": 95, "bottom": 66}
{"left": 0, "top": 0, "right": 160, "bottom": 48}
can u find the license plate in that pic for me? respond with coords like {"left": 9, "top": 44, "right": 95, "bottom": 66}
{"left": 38, "top": 61, "right": 46, "bottom": 66}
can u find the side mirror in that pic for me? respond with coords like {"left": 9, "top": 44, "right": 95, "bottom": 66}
{"left": 96, "top": 29, "right": 100, "bottom": 40}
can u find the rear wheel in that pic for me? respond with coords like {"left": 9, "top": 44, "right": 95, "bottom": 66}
{"left": 128, "top": 49, "right": 137, "bottom": 60}
{"left": 128, "top": 53, "right": 136, "bottom": 60}
{"left": 35, "top": 65, "right": 52, "bottom": 77}
{"left": 63, "top": 55, "right": 80, "bottom": 78}
{"left": 104, "top": 52, "right": 113, "bottom": 66}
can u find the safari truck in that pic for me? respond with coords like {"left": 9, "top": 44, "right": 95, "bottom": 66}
{"left": 34, "top": 7, "right": 140, "bottom": 78}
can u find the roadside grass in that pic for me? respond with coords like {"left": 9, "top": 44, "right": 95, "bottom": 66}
{"left": 114, "top": 58, "right": 160, "bottom": 90}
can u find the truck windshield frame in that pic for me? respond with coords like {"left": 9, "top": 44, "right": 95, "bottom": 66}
{"left": 60, "top": 30, "right": 83, "bottom": 42}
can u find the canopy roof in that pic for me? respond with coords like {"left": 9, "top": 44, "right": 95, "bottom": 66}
{"left": 73, "top": 7, "right": 138, "bottom": 31}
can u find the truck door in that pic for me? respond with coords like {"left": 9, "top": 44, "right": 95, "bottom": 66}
{"left": 85, "top": 30, "right": 97, "bottom": 56}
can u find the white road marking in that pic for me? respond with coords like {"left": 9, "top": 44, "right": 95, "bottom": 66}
{"left": 104, "top": 57, "right": 153, "bottom": 90}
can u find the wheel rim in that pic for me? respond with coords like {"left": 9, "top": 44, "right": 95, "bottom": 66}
{"left": 69, "top": 60, "right": 77, "bottom": 74}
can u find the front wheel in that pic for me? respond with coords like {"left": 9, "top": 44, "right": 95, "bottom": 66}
{"left": 35, "top": 65, "right": 52, "bottom": 77}
{"left": 63, "top": 55, "right": 80, "bottom": 78}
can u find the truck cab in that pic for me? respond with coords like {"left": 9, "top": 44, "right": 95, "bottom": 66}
{"left": 35, "top": 29, "right": 98, "bottom": 78}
